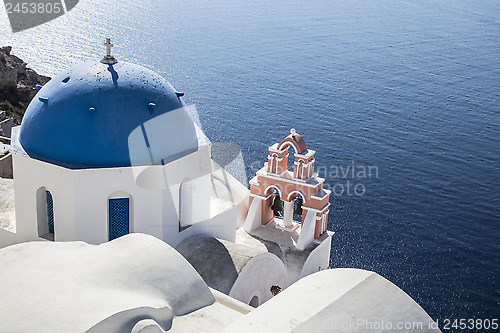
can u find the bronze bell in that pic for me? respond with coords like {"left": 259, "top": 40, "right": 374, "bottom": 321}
{"left": 294, "top": 198, "right": 303, "bottom": 215}
{"left": 271, "top": 193, "right": 284, "bottom": 215}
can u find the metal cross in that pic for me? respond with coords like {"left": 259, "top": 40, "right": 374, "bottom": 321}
{"left": 100, "top": 38, "right": 118, "bottom": 65}
{"left": 104, "top": 38, "right": 113, "bottom": 57}
{"left": 104, "top": 38, "right": 114, "bottom": 57}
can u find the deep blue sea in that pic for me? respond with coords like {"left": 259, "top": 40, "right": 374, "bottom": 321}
{"left": 1, "top": 0, "right": 499, "bottom": 330}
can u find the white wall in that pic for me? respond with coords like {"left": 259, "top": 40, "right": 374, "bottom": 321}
{"left": 210, "top": 162, "right": 250, "bottom": 228}
{"left": 300, "top": 232, "right": 332, "bottom": 281}
{"left": 0, "top": 228, "right": 18, "bottom": 248}
{"left": 221, "top": 269, "right": 440, "bottom": 333}
{"left": 12, "top": 153, "right": 76, "bottom": 243}
{"left": 229, "top": 253, "right": 289, "bottom": 306}
{"left": 166, "top": 200, "right": 237, "bottom": 248}
{"left": 9, "top": 144, "right": 243, "bottom": 249}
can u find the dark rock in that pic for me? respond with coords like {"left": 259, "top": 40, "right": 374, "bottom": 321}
{"left": 0, "top": 46, "right": 51, "bottom": 126}
{"left": 0, "top": 118, "right": 15, "bottom": 137}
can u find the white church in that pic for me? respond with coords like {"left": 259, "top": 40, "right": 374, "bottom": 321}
{"left": 0, "top": 40, "right": 441, "bottom": 332}
{"left": 9, "top": 38, "right": 248, "bottom": 247}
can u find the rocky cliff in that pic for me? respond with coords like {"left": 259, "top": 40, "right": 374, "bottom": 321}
{"left": 0, "top": 46, "right": 50, "bottom": 137}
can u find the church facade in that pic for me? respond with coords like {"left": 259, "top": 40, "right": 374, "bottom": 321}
{"left": 0, "top": 41, "right": 333, "bottom": 308}
{"left": 9, "top": 53, "right": 248, "bottom": 247}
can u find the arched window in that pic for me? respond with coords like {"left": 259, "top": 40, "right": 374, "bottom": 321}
{"left": 108, "top": 192, "right": 132, "bottom": 241}
{"left": 278, "top": 141, "right": 299, "bottom": 174}
{"left": 249, "top": 295, "right": 259, "bottom": 308}
{"left": 178, "top": 180, "right": 193, "bottom": 232}
{"left": 267, "top": 186, "right": 284, "bottom": 218}
{"left": 36, "top": 187, "right": 54, "bottom": 241}
{"left": 291, "top": 192, "right": 305, "bottom": 223}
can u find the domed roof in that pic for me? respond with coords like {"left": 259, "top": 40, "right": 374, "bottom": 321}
{"left": 19, "top": 61, "right": 198, "bottom": 168}
{"left": 19, "top": 62, "right": 198, "bottom": 168}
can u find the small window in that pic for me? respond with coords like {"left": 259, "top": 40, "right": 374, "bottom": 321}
{"left": 108, "top": 198, "right": 130, "bottom": 241}
{"left": 46, "top": 191, "right": 54, "bottom": 234}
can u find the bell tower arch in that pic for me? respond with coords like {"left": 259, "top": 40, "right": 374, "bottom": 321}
{"left": 245, "top": 129, "right": 331, "bottom": 250}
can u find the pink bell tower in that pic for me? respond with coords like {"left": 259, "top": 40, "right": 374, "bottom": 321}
{"left": 244, "top": 129, "right": 331, "bottom": 250}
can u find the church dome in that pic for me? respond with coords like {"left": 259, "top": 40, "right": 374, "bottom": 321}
{"left": 19, "top": 60, "right": 198, "bottom": 169}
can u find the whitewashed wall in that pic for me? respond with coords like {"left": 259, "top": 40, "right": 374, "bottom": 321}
{"left": 229, "top": 253, "right": 289, "bottom": 306}
{"left": 9, "top": 144, "right": 243, "bottom": 248}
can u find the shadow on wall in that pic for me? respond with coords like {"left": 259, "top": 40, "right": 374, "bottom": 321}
{"left": 176, "top": 237, "right": 239, "bottom": 295}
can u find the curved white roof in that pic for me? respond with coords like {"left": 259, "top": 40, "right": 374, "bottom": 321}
{"left": 0, "top": 234, "right": 214, "bottom": 331}
{"left": 222, "top": 268, "right": 440, "bottom": 333}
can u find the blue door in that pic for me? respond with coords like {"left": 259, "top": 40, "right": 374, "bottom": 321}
{"left": 46, "top": 191, "right": 54, "bottom": 234}
{"left": 109, "top": 198, "right": 129, "bottom": 240}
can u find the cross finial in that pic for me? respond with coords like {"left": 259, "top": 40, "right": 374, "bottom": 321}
{"left": 100, "top": 37, "right": 118, "bottom": 65}
{"left": 104, "top": 38, "right": 113, "bottom": 57}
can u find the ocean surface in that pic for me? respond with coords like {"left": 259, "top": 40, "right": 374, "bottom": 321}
{"left": 1, "top": 0, "right": 499, "bottom": 330}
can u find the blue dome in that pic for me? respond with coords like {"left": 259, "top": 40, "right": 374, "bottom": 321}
{"left": 19, "top": 61, "right": 198, "bottom": 168}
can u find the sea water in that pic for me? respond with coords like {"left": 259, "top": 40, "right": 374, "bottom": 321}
{"left": 1, "top": 0, "right": 499, "bottom": 329}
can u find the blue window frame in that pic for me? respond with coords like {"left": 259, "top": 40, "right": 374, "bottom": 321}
{"left": 46, "top": 191, "right": 54, "bottom": 234}
{"left": 109, "top": 198, "right": 130, "bottom": 241}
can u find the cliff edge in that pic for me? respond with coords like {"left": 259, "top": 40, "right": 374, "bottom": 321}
{"left": 0, "top": 46, "right": 50, "bottom": 137}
